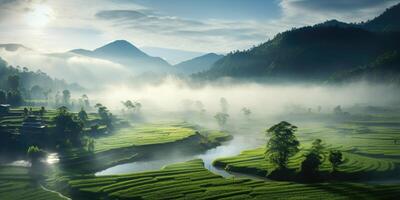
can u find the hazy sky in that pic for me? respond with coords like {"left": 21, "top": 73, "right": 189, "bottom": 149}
{"left": 0, "top": 0, "right": 399, "bottom": 53}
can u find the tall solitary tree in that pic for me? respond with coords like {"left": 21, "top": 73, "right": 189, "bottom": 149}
{"left": 266, "top": 121, "right": 300, "bottom": 169}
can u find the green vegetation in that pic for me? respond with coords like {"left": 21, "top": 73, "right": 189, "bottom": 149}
{"left": 265, "top": 121, "right": 300, "bottom": 170}
{"left": 93, "top": 123, "right": 199, "bottom": 153}
{"left": 214, "top": 121, "right": 400, "bottom": 181}
{"left": 67, "top": 159, "right": 400, "bottom": 200}
{"left": 0, "top": 166, "right": 67, "bottom": 200}
{"left": 57, "top": 122, "right": 231, "bottom": 173}
{"left": 194, "top": 3, "right": 400, "bottom": 84}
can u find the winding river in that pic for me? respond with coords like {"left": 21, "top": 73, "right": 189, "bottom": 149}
{"left": 95, "top": 134, "right": 265, "bottom": 177}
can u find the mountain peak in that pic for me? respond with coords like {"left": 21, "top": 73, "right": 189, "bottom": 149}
{"left": 106, "top": 40, "right": 135, "bottom": 48}
{"left": 94, "top": 40, "right": 147, "bottom": 58}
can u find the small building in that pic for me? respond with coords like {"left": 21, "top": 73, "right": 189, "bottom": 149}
{"left": 21, "top": 115, "right": 46, "bottom": 134}
{"left": 0, "top": 104, "right": 10, "bottom": 115}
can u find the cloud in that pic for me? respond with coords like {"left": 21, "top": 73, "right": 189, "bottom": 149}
{"left": 95, "top": 10, "right": 147, "bottom": 20}
{"left": 94, "top": 9, "right": 272, "bottom": 52}
{"left": 280, "top": 0, "right": 400, "bottom": 23}
{"left": 288, "top": 0, "right": 398, "bottom": 11}
{"left": 0, "top": 48, "right": 132, "bottom": 88}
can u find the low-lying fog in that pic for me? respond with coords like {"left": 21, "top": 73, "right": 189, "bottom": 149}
{"left": 1, "top": 47, "right": 399, "bottom": 125}
{"left": 91, "top": 78, "right": 400, "bottom": 123}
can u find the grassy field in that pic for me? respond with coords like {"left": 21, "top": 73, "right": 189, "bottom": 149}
{"left": 213, "top": 121, "right": 400, "bottom": 180}
{"left": 0, "top": 166, "right": 67, "bottom": 200}
{"left": 68, "top": 159, "right": 400, "bottom": 200}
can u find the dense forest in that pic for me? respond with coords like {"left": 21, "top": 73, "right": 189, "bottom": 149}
{"left": 195, "top": 3, "right": 400, "bottom": 84}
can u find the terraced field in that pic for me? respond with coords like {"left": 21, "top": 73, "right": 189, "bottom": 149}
{"left": 93, "top": 122, "right": 200, "bottom": 153}
{"left": 58, "top": 122, "right": 230, "bottom": 173}
{"left": 68, "top": 159, "right": 400, "bottom": 200}
{"left": 214, "top": 121, "right": 400, "bottom": 180}
{"left": 0, "top": 166, "right": 67, "bottom": 200}
{"left": 0, "top": 107, "right": 100, "bottom": 130}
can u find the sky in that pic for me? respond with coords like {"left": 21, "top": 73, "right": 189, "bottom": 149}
{"left": 0, "top": 0, "right": 399, "bottom": 56}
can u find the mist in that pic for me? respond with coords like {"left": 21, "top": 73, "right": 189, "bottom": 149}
{"left": 88, "top": 77, "right": 400, "bottom": 125}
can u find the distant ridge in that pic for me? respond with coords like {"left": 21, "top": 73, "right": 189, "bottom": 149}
{"left": 70, "top": 40, "right": 171, "bottom": 72}
{"left": 175, "top": 53, "right": 223, "bottom": 74}
{"left": 196, "top": 2, "right": 400, "bottom": 84}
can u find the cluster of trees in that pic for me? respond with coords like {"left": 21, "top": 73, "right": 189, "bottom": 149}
{"left": 95, "top": 103, "right": 113, "bottom": 131}
{"left": 53, "top": 106, "right": 84, "bottom": 147}
{"left": 266, "top": 121, "right": 343, "bottom": 180}
{"left": 121, "top": 100, "right": 142, "bottom": 114}
{"left": 0, "top": 75, "right": 23, "bottom": 106}
{"left": 0, "top": 57, "right": 80, "bottom": 106}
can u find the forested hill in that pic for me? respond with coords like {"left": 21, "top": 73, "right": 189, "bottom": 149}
{"left": 328, "top": 51, "right": 400, "bottom": 84}
{"left": 195, "top": 3, "right": 400, "bottom": 83}
{"left": 0, "top": 57, "right": 81, "bottom": 101}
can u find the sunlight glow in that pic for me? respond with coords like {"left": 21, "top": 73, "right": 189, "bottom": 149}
{"left": 25, "top": 4, "right": 54, "bottom": 28}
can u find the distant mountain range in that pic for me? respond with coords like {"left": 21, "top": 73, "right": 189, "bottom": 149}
{"left": 196, "top": 3, "right": 400, "bottom": 84}
{"left": 70, "top": 40, "right": 172, "bottom": 73}
{"left": 174, "top": 53, "right": 223, "bottom": 74}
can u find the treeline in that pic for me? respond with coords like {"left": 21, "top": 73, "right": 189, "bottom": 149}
{"left": 194, "top": 3, "right": 400, "bottom": 84}
{"left": 0, "top": 57, "right": 82, "bottom": 106}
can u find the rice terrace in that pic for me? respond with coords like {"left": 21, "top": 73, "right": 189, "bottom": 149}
{"left": 1, "top": 0, "right": 400, "bottom": 199}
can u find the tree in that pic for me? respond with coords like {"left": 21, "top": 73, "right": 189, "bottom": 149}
{"left": 241, "top": 107, "right": 251, "bottom": 117}
{"left": 265, "top": 121, "right": 300, "bottom": 169}
{"left": 7, "top": 90, "right": 23, "bottom": 106}
{"left": 122, "top": 100, "right": 142, "bottom": 113}
{"left": 54, "top": 106, "right": 83, "bottom": 146}
{"left": 0, "top": 90, "right": 6, "bottom": 104}
{"left": 23, "top": 107, "right": 29, "bottom": 116}
{"left": 82, "top": 94, "right": 90, "bottom": 108}
{"left": 87, "top": 138, "right": 95, "bottom": 153}
{"left": 7, "top": 75, "right": 19, "bottom": 91}
{"left": 43, "top": 89, "right": 52, "bottom": 105}
{"left": 97, "top": 105, "right": 113, "bottom": 130}
{"left": 78, "top": 108, "right": 88, "bottom": 122}
{"left": 27, "top": 146, "right": 44, "bottom": 167}
{"left": 62, "top": 90, "right": 71, "bottom": 105}
{"left": 214, "top": 112, "right": 229, "bottom": 127}
{"left": 220, "top": 97, "right": 228, "bottom": 113}
{"left": 122, "top": 100, "right": 135, "bottom": 111}
{"left": 30, "top": 85, "right": 44, "bottom": 99}
{"left": 27, "top": 146, "right": 45, "bottom": 180}
{"left": 300, "top": 139, "right": 325, "bottom": 178}
{"left": 39, "top": 106, "right": 46, "bottom": 116}
{"left": 333, "top": 105, "right": 342, "bottom": 114}
{"left": 329, "top": 150, "right": 343, "bottom": 172}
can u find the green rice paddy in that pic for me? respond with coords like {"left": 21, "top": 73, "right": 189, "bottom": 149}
{"left": 214, "top": 121, "right": 400, "bottom": 180}
{"left": 68, "top": 159, "right": 400, "bottom": 200}
{"left": 0, "top": 166, "right": 67, "bottom": 200}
